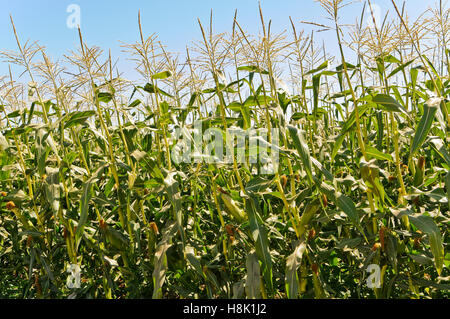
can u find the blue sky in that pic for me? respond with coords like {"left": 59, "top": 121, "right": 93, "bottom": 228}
{"left": 0, "top": 0, "right": 439, "bottom": 81}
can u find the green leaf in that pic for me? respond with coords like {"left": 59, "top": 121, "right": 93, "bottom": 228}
{"left": 408, "top": 215, "right": 444, "bottom": 276}
{"left": 297, "top": 200, "right": 321, "bottom": 237}
{"left": 372, "top": 94, "right": 407, "bottom": 114}
{"left": 151, "top": 70, "right": 172, "bottom": 80}
{"left": 306, "top": 60, "right": 329, "bottom": 75}
{"left": 35, "top": 128, "right": 50, "bottom": 176}
{"left": 288, "top": 125, "right": 313, "bottom": 185}
{"left": 365, "top": 145, "right": 393, "bottom": 162}
{"left": 142, "top": 83, "right": 174, "bottom": 98}
{"left": 237, "top": 65, "right": 269, "bottom": 74}
{"left": 185, "top": 246, "right": 205, "bottom": 279}
{"left": 7, "top": 110, "right": 21, "bottom": 118}
{"left": 105, "top": 227, "right": 130, "bottom": 250}
{"left": 428, "top": 136, "right": 450, "bottom": 166}
{"left": 336, "top": 193, "right": 365, "bottom": 238}
{"left": 385, "top": 233, "right": 398, "bottom": 271}
{"left": 387, "top": 59, "right": 415, "bottom": 79}
{"left": 285, "top": 240, "right": 306, "bottom": 299}
{"left": 245, "top": 251, "right": 261, "bottom": 299}
{"left": 331, "top": 103, "right": 371, "bottom": 160}
{"left": 75, "top": 163, "right": 108, "bottom": 248}
{"left": 243, "top": 95, "right": 273, "bottom": 107}
{"left": 245, "top": 176, "right": 272, "bottom": 194}
{"left": 227, "top": 101, "right": 251, "bottom": 129}
{"left": 97, "top": 92, "right": 113, "bottom": 103}
{"left": 65, "top": 111, "right": 96, "bottom": 129}
{"left": 152, "top": 221, "right": 178, "bottom": 299}
{"left": 445, "top": 171, "right": 450, "bottom": 210}
{"left": 410, "top": 98, "right": 440, "bottom": 158}
{"left": 27, "top": 102, "right": 36, "bottom": 124}
{"left": 312, "top": 74, "right": 321, "bottom": 118}
{"left": 127, "top": 99, "right": 141, "bottom": 109}
{"left": 422, "top": 55, "right": 442, "bottom": 91}
{"left": 245, "top": 195, "right": 273, "bottom": 294}
{"left": 163, "top": 172, "right": 185, "bottom": 245}
{"left": 311, "top": 157, "right": 334, "bottom": 182}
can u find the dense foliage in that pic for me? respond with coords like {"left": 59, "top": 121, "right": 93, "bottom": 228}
{"left": 0, "top": 0, "right": 449, "bottom": 298}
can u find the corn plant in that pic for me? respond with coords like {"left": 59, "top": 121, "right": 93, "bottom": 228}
{"left": 0, "top": 0, "right": 448, "bottom": 299}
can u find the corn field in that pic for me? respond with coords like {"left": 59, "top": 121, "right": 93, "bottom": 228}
{"left": 0, "top": 0, "right": 449, "bottom": 299}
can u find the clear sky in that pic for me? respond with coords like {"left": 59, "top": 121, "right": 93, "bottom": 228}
{"left": 0, "top": 0, "right": 441, "bottom": 81}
